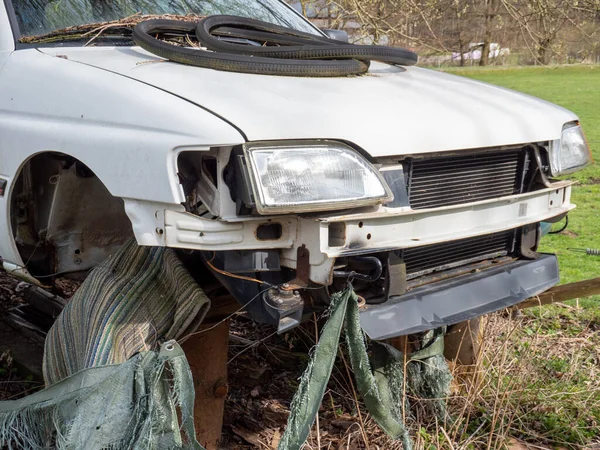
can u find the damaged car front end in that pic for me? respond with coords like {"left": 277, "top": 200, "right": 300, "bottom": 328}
{"left": 169, "top": 126, "right": 587, "bottom": 339}
{"left": 0, "top": 0, "right": 591, "bottom": 341}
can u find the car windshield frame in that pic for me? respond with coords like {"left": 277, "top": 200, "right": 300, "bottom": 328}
{"left": 9, "top": 0, "right": 320, "bottom": 43}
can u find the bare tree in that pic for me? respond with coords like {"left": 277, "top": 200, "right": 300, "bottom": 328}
{"left": 292, "top": 0, "right": 600, "bottom": 66}
{"left": 480, "top": 0, "right": 500, "bottom": 65}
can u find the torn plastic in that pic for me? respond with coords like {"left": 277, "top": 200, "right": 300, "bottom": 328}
{"left": 279, "top": 284, "right": 453, "bottom": 450}
{"left": 0, "top": 341, "right": 203, "bottom": 450}
{"left": 1, "top": 240, "right": 210, "bottom": 449}
{"left": 277, "top": 284, "right": 349, "bottom": 450}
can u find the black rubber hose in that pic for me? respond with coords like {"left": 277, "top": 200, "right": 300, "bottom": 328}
{"left": 210, "top": 26, "right": 333, "bottom": 47}
{"left": 133, "top": 19, "right": 368, "bottom": 77}
{"left": 133, "top": 16, "right": 418, "bottom": 77}
{"left": 196, "top": 15, "right": 418, "bottom": 65}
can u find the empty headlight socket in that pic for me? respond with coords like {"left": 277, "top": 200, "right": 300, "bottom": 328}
{"left": 223, "top": 146, "right": 255, "bottom": 215}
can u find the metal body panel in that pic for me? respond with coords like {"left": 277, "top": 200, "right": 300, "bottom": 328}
{"left": 0, "top": 49, "right": 243, "bottom": 265}
{"left": 164, "top": 210, "right": 297, "bottom": 251}
{"left": 360, "top": 253, "right": 560, "bottom": 340}
{"left": 163, "top": 183, "right": 572, "bottom": 284}
{"left": 39, "top": 46, "right": 578, "bottom": 157}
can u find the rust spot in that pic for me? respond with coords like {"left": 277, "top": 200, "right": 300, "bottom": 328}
{"left": 213, "top": 380, "right": 229, "bottom": 398}
{"left": 296, "top": 245, "right": 310, "bottom": 284}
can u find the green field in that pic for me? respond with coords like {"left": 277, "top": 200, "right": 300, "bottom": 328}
{"left": 445, "top": 65, "right": 600, "bottom": 306}
{"left": 439, "top": 66, "right": 600, "bottom": 448}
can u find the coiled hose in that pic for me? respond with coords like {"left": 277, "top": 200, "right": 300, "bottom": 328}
{"left": 133, "top": 15, "right": 418, "bottom": 77}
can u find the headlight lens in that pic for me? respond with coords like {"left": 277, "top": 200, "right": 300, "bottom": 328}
{"left": 244, "top": 141, "right": 392, "bottom": 214}
{"left": 549, "top": 123, "right": 591, "bottom": 176}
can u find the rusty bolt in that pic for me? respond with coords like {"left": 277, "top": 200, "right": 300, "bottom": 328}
{"left": 213, "top": 381, "right": 229, "bottom": 398}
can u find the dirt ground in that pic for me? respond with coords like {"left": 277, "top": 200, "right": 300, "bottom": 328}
{"left": 0, "top": 272, "right": 39, "bottom": 401}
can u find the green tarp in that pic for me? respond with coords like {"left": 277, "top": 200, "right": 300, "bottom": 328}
{"left": 279, "top": 285, "right": 452, "bottom": 450}
{"left": 0, "top": 340, "right": 203, "bottom": 449}
{"left": 1, "top": 240, "right": 208, "bottom": 449}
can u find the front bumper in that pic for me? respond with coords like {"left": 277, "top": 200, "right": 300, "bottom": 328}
{"left": 359, "top": 253, "right": 559, "bottom": 340}
{"left": 164, "top": 181, "right": 573, "bottom": 285}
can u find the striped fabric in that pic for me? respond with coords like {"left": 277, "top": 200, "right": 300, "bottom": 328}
{"left": 43, "top": 239, "right": 210, "bottom": 386}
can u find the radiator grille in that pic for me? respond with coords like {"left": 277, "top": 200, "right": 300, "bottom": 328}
{"left": 399, "top": 231, "right": 514, "bottom": 279}
{"left": 408, "top": 149, "right": 524, "bottom": 210}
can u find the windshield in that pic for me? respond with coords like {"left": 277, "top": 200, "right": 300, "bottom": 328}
{"left": 13, "top": 0, "right": 317, "bottom": 38}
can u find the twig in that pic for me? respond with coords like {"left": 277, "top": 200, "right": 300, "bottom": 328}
{"left": 338, "top": 347, "right": 370, "bottom": 450}
{"left": 227, "top": 330, "right": 278, "bottom": 364}
{"left": 313, "top": 313, "right": 322, "bottom": 449}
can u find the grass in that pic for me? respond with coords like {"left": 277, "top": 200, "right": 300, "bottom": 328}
{"left": 432, "top": 65, "right": 600, "bottom": 449}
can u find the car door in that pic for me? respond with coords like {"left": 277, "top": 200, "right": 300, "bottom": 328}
{"left": 0, "top": 0, "right": 17, "bottom": 266}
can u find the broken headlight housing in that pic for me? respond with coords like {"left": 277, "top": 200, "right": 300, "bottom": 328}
{"left": 243, "top": 140, "right": 393, "bottom": 214}
{"left": 548, "top": 122, "right": 591, "bottom": 176}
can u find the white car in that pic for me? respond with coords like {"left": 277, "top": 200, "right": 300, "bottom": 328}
{"left": 0, "top": 0, "right": 591, "bottom": 340}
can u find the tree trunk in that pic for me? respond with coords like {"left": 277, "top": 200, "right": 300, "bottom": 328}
{"left": 480, "top": 0, "right": 497, "bottom": 66}
{"left": 538, "top": 37, "right": 551, "bottom": 64}
{"left": 480, "top": 18, "right": 491, "bottom": 65}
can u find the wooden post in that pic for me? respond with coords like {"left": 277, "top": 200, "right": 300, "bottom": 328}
{"left": 443, "top": 318, "right": 482, "bottom": 389}
{"left": 443, "top": 318, "right": 481, "bottom": 368}
{"left": 516, "top": 277, "right": 600, "bottom": 309}
{"left": 181, "top": 320, "right": 230, "bottom": 450}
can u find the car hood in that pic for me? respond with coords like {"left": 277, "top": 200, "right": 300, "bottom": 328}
{"left": 40, "top": 47, "right": 578, "bottom": 157}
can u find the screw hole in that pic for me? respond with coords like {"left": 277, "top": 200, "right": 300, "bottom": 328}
{"left": 550, "top": 200, "right": 554, "bottom": 206}
{"left": 165, "top": 343, "right": 175, "bottom": 351}
{"left": 358, "top": 222, "right": 363, "bottom": 228}
{"left": 366, "top": 233, "right": 372, "bottom": 240}
{"left": 74, "top": 249, "right": 81, "bottom": 255}
{"left": 156, "top": 228, "right": 164, "bottom": 235}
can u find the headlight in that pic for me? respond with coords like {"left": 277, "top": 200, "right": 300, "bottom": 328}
{"left": 549, "top": 122, "right": 591, "bottom": 176}
{"left": 243, "top": 140, "right": 393, "bottom": 214}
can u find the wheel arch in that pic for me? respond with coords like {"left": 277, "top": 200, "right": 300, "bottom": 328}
{"left": 8, "top": 150, "right": 134, "bottom": 278}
